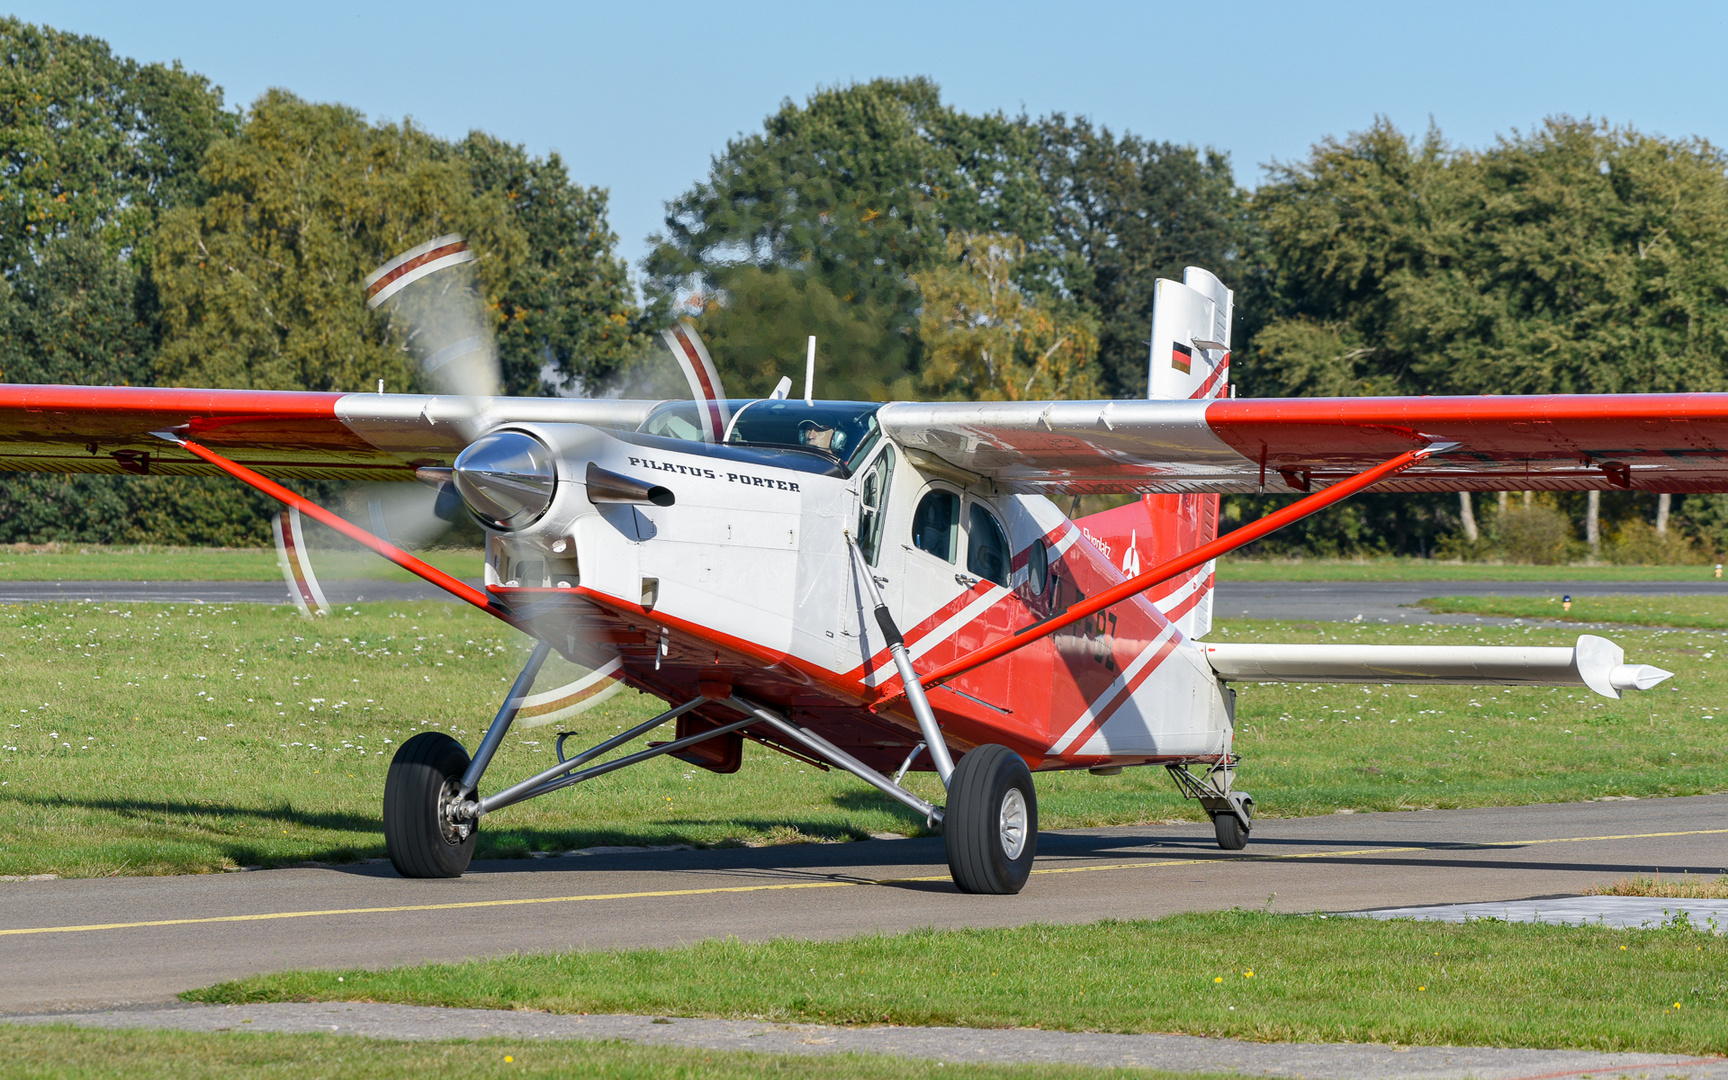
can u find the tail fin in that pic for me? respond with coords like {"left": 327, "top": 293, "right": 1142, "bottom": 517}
{"left": 1081, "top": 267, "right": 1232, "bottom": 638}
{"left": 1148, "top": 266, "right": 1232, "bottom": 401}
{"left": 1076, "top": 493, "right": 1219, "bottom": 640}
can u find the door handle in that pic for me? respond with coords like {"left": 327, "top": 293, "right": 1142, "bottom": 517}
{"left": 955, "top": 573, "right": 979, "bottom": 588}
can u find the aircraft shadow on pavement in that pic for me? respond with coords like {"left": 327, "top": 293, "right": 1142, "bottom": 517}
{"left": 309, "top": 821, "right": 1728, "bottom": 886}
{"left": 1, "top": 793, "right": 383, "bottom": 868}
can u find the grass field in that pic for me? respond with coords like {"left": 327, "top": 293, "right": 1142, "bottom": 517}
{"left": 0, "top": 545, "right": 481, "bottom": 583}
{"left": 3, "top": 545, "right": 1723, "bottom": 585}
{"left": 190, "top": 911, "right": 1728, "bottom": 1055}
{"left": 1, "top": 601, "right": 1724, "bottom": 877}
{"left": 0, "top": 1027, "right": 1201, "bottom": 1080}
{"left": 1586, "top": 873, "right": 1728, "bottom": 898}
{"left": 1418, "top": 593, "right": 1728, "bottom": 629}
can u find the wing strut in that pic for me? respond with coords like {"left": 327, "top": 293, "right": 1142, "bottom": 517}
{"left": 898, "top": 441, "right": 1456, "bottom": 696}
{"left": 153, "top": 432, "right": 521, "bottom": 629}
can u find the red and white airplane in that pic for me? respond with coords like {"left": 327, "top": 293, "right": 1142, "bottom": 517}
{"left": 0, "top": 240, "right": 1693, "bottom": 893}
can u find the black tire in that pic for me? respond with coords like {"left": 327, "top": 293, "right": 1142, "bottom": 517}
{"left": 384, "top": 732, "right": 476, "bottom": 878}
{"left": 1213, "top": 797, "right": 1252, "bottom": 851}
{"left": 943, "top": 744, "right": 1038, "bottom": 894}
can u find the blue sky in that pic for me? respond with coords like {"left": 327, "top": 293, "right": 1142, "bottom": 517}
{"left": 16, "top": 1, "right": 1728, "bottom": 277}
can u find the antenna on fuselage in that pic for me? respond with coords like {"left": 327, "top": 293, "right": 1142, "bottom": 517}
{"left": 804, "top": 335, "right": 816, "bottom": 405}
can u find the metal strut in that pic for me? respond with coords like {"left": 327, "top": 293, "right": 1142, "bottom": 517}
{"left": 471, "top": 696, "right": 721, "bottom": 817}
{"left": 151, "top": 432, "right": 520, "bottom": 628}
{"left": 726, "top": 694, "right": 944, "bottom": 827}
{"left": 846, "top": 533, "right": 955, "bottom": 788}
{"left": 1166, "top": 757, "right": 1252, "bottom": 831}
{"left": 459, "top": 639, "right": 552, "bottom": 798}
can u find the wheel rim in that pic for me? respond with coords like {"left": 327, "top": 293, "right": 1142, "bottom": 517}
{"left": 999, "top": 787, "right": 1028, "bottom": 860}
{"left": 436, "top": 778, "right": 470, "bottom": 846}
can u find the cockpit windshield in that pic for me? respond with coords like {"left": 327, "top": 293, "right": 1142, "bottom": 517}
{"left": 726, "top": 401, "right": 883, "bottom": 471}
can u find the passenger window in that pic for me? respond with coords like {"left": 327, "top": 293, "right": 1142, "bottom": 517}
{"left": 967, "top": 503, "right": 1010, "bottom": 587}
{"left": 911, "top": 489, "right": 960, "bottom": 563}
{"left": 856, "top": 446, "right": 895, "bottom": 566}
{"left": 1026, "top": 537, "right": 1048, "bottom": 595}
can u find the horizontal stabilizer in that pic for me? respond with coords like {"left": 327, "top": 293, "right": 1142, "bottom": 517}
{"left": 1201, "top": 635, "right": 1672, "bottom": 701}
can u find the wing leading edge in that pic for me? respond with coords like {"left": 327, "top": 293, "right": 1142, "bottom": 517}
{"left": 878, "top": 394, "right": 1728, "bottom": 495}
{"left": 0, "top": 385, "right": 657, "bottom": 480}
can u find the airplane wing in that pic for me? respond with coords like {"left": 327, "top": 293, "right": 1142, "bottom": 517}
{"left": 877, "top": 394, "right": 1728, "bottom": 495}
{"left": 0, "top": 386, "right": 657, "bottom": 479}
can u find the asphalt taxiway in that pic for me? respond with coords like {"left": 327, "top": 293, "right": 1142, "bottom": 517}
{"left": 2, "top": 795, "right": 1724, "bottom": 1013}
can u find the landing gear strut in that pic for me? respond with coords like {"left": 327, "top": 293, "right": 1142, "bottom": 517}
{"left": 1167, "top": 757, "right": 1253, "bottom": 851}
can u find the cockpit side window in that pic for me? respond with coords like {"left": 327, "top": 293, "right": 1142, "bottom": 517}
{"left": 911, "top": 489, "right": 960, "bottom": 563}
{"left": 966, "top": 502, "right": 1011, "bottom": 587}
{"left": 857, "top": 446, "right": 896, "bottom": 566}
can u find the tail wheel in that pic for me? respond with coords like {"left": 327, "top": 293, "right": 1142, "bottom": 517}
{"left": 384, "top": 732, "right": 476, "bottom": 878}
{"left": 943, "top": 744, "right": 1038, "bottom": 894}
{"left": 1213, "top": 796, "right": 1252, "bottom": 851}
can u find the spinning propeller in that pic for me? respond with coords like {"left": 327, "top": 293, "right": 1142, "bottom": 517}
{"left": 275, "top": 236, "right": 730, "bottom": 726}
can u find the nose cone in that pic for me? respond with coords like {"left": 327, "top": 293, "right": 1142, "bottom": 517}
{"left": 453, "top": 430, "right": 556, "bottom": 529}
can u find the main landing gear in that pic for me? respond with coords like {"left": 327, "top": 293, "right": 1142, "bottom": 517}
{"left": 380, "top": 640, "right": 1042, "bottom": 894}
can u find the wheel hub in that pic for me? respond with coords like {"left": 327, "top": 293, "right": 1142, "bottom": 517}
{"left": 999, "top": 787, "right": 1028, "bottom": 860}
{"left": 437, "top": 778, "right": 473, "bottom": 845}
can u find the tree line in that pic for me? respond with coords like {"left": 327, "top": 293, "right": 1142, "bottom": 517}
{"left": 6, "top": 18, "right": 1728, "bottom": 558}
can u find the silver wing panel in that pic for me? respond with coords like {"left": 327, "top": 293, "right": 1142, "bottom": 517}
{"left": 876, "top": 400, "right": 1261, "bottom": 494}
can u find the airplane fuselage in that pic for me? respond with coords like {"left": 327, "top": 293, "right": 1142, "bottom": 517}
{"left": 478, "top": 408, "right": 1233, "bottom": 775}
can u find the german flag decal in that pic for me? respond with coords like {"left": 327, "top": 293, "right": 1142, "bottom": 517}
{"left": 1171, "top": 341, "right": 1193, "bottom": 374}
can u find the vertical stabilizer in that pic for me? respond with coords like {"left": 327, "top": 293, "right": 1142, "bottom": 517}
{"left": 1147, "top": 266, "right": 1232, "bottom": 401}
{"left": 1139, "top": 266, "right": 1233, "bottom": 638}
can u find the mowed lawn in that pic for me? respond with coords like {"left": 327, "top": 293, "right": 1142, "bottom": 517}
{"left": 194, "top": 912, "right": 1728, "bottom": 1056}
{"left": 1418, "top": 592, "right": 1728, "bottom": 629}
{"left": 1, "top": 544, "right": 1721, "bottom": 584}
{"left": 1, "top": 600, "right": 1725, "bottom": 876}
{"left": 0, "top": 544, "right": 481, "bottom": 583}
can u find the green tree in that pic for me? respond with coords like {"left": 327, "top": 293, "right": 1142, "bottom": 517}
{"left": 1033, "top": 116, "right": 1244, "bottom": 397}
{"left": 460, "top": 133, "right": 640, "bottom": 395}
{"left": 644, "top": 78, "right": 1048, "bottom": 395}
{"left": 0, "top": 18, "right": 255, "bottom": 545}
{"left": 913, "top": 233, "right": 1101, "bottom": 401}
{"left": 153, "top": 91, "right": 641, "bottom": 396}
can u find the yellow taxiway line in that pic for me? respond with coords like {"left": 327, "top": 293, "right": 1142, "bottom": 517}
{"left": 4, "top": 826, "right": 1725, "bottom": 939}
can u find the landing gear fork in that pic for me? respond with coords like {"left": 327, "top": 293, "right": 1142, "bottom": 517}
{"left": 1166, "top": 757, "right": 1253, "bottom": 851}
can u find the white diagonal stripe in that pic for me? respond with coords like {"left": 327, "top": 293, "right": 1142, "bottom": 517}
{"left": 864, "top": 584, "right": 1011, "bottom": 688}
{"left": 1048, "top": 622, "right": 1178, "bottom": 756}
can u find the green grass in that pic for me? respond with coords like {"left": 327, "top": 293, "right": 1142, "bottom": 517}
{"left": 190, "top": 912, "right": 1728, "bottom": 1055}
{"left": 4, "top": 545, "right": 1718, "bottom": 584}
{"left": 3, "top": 602, "right": 1725, "bottom": 876}
{"left": 0, "top": 544, "right": 481, "bottom": 582}
{"left": 0, "top": 1026, "right": 1209, "bottom": 1080}
{"left": 1417, "top": 593, "right": 1728, "bottom": 629}
{"left": 1216, "top": 557, "right": 1721, "bottom": 581}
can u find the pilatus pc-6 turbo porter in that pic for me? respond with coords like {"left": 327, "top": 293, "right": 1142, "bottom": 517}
{"left": 0, "top": 238, "right": 1692, "bottom": 893}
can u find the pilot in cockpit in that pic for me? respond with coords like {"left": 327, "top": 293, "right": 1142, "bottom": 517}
{"left": 798, "top": 419, "right": 837, "bottom": 453}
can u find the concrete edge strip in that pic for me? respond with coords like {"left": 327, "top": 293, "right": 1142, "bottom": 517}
{"left": 3, "top": 1003, "right": 1725, "bottom": 1080}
